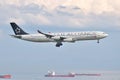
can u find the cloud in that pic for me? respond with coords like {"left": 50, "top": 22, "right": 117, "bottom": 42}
{"left": 8, "top": 18, "right": 25, "bottom": 25}
{"left": 22, "top": 13, "right": 52, "bottom": 25}
{"left": 0, "top": 0, "right": 120, "bottom": 29}
{"left": 63, "top": 0, "right": 120, "bottom": 14}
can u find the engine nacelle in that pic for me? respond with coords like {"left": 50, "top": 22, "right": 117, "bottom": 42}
{"left": 52, "top": 36, "right": 75, "bottom": 42}
{"left": 63, "top": 38, "right": 75, "bottom": 42}
{"left": 52, "top": 36, "right": 61, "bottom": 40}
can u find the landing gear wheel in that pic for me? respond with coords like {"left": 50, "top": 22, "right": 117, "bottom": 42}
{"left": 97, "top": 40, "right": 99, "bottom": 43}
{"left": 56, "top": 42, "right": 63, "bottom": 47}
{"left": 60, "top": 43, "right": 63, "bottom": 46}
{"left": 56, "top": 44, "right": 60, "bottom": 47}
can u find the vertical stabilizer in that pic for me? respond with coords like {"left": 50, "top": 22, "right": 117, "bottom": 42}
{"left": 10, "top": 22, "right": 28, "bottom": 35}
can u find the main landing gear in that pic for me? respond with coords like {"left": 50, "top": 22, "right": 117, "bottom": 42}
{"left": 56, "top": 42, "right": 63, "bottom": 47}
{"left": 97, "top": 39, "right": 99, "bottom": 43}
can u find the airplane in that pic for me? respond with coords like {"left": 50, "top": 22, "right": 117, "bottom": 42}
{"left": 10, "top": 22, "right": 108, "bottom": 47}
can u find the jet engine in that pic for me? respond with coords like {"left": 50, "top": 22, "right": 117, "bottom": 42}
{"left": 63, "top": 38, "right": 75, "bottom": 42}
{"left": 52, "top": 36, "right": 62, "bottom": 40}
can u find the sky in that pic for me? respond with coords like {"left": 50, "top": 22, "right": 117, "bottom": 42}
{"left": 0, "top": 0, "right": 120, "bottom": 80}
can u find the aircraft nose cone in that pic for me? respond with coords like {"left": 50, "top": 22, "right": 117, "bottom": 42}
{"left": 105, "top": 34, "right": 108, "bottom": 37}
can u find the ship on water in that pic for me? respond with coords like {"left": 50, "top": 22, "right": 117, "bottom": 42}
{"left": 0, "top": 74, "right": 11, "bottom": 79}
{"left": 45, "top": 71, "right": 75, "bottom": 77}
{"left": 45, "top": 71, "right": 101, "bottom": 78}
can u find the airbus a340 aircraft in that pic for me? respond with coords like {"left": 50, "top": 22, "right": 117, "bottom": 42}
{"left": 10, "top": 22, "right": 108, "bottom": 47}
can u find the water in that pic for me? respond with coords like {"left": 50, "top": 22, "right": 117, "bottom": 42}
{"left": 2, "top": 71, "right": 120, "bottom": 80}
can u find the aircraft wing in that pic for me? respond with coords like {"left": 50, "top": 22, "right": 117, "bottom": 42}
{"left": 37, "top": 30, "right": 54, "bottom": 38}
{"left": 37, "top": 30, "right": 66, "bottom": 41}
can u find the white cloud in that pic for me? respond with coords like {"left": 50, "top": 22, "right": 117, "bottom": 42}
{"left": 1, "top": 0, "right": 120, "bottom": 14}
{"left": 22, "top": 13, "right": 52, "bottom": 25}
{"left": 7, "top": 18, "right": 25, "bottom": 25}
{"left": 0, "top": 0, "right": 120, "bottom": 28}
{"left": 63, "top": 0, "right": 120, "bottom": 14}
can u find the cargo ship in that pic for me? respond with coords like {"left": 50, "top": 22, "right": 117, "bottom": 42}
{"left": 75, "top": 73, "right": 101, "bottom": 76}
{"left": 45, "top": 71, "right": 75, "bottom": 77}
{"left": 0, "top": 74, "right": 11, "bottom": 79}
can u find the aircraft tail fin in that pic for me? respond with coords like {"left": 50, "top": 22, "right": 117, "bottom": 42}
{"left": 10, "top": 22, "right": 28, "bottom": 35}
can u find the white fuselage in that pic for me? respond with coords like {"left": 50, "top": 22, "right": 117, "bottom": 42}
{"left": 13, "top": 31, "right": 108, "bottom": 43}
{"left": 10, "top": 22, "right": 108, "bottom": 47}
